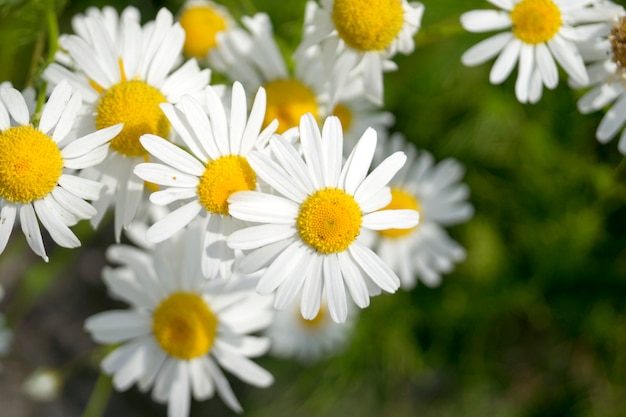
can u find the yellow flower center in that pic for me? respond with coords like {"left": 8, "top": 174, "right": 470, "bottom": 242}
{"left": 610, "top": 16, "right": 626, "bottom": 68}
{"left": 377, "top": 188, "right": 421, "bottom": 238}
{"left": 152, "top": 292, "right": 218, "bottom": 360}
{"left": 263, "top": 79, "right": 318, "bottom": 134}
{"left": 332, "top": 0, "right": 404, "bottom": 51}
{"left": 510, "top": 0, "right": 562, "bottom": 45}
{"left": 332, "top": 103, "right": 353, "bottom": 132}
{"left": 197, "top": 155, "right": 256, "bottom": 215}
{"left": 95, "top": 80, "right": 170, "bottom": 158}
{"left": 179, "top": 4, "right": 227, "bottom": 58}
{"left": 297, "top": 188, "right": 362, "bottom": 254}
{"left": 0, "top": 126, "right": 63, "bottom": 204}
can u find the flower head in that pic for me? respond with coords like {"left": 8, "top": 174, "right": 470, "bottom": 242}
{"left": 134, "top": 82, "right": 277, "bottom": 278}
{"left": 44, "top": 7, "right": 211, "bottom": 240}
{"left": 0, "top": 81, "right": 121, "bottom": 260}
{"left": 85, "top": 222, "right": 274, "bottom": 416}
{"left": 227, "top": 114, "right": 420, "bottom": 323}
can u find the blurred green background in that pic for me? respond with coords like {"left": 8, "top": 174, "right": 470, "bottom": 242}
{"left": 2, "top": 0, "right": 626, "bottom": 416}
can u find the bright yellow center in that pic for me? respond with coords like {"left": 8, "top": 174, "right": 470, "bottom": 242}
{"left": 297, "top": 188, "right": 362, "bottom": 254}
{"left": 198, "top": 155, "right": 256, "bottom": 215}
{"left": 610, "top": 16, "right": 626, "bottom": 68}
{"left": 378, "top": 188, "right": 420, "bottom": 238}
{"left": 332, "top": 103, "right": 353, "bottom": 133}
{"left": 263, "top": 79, "right": 318, "bottom": 134}
{"left": 95, "top": 80, "right": 170, "bottom": 157}
{"left": 332, "top": 0, "right": 404, "bottom": 51}
{"left": 179, "top": 5, "right": 227, "bottom": 58}
{"left": 152, "top": 292, "right": 218, "bottom": 360}
{"left": 0, "top": 126, "right": 63, "bottom": 204}
{"left": 510, "top": 0, "right": 562, "bottom": 45}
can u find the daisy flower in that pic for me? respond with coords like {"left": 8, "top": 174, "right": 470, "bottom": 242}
{"left": 266, "top": 296, "right": 356, "bottom": 363}
{"left": 44, "top": 7, "right": 211, "bottom": 240}
{"left": 574, "top": 4, "right": 626, "bottom": 153}
{"left": 0, "top": 81, "right": 121, "bottom": 261}
{"left": 177, "top": 0, "right": 235, "bottom": 60}
{"left": 85, "top": 222, "right": 274, "bottom": 416}
{"left": 460, "top": 0, "right": 602, "bottom": 103}
{"left": 297, "top": 0, "right": 424, "bottom": 105}
{"left": 134, "top": 82, "right": 277, "bottom": 279}
{"left": 369, "top": 135, "right": 474, "bottom": 289}
{"left": 226, "top": 114, "right": 420, "bottom": 323}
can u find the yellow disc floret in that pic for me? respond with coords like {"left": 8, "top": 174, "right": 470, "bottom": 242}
{"left": 0, "top": 126, "right": 63, "bottom": 204}
{"left": 95, "top": 80, "right": 170, "bottom": 157}
{"left": 510, "top": 0, "right": 562, "bottom": 45}
{"left": 198, "top": 155, "right": 256, "bottom": 215}
{"left": 332, "top": 0, "right": 404, "bottom": 52}
{"left": 610, "top": 16, "right": 626, "bottom": 68}
{"left": 263, "top": 79, "right": 318, "bottom": 133}
{"left": 297, "top": 187, "right": 362, "bottom": 254}
{"left": 378, "top": 188, "right": 420, "bottom": 238}
{"left": 332, "top": 103, "right": 353, "bottom": 133}
{"left": 179, "top": 4, "right": 227, "bottom": 58}
{"left": 152, "top": 292, "right": 218, "bottom": 359}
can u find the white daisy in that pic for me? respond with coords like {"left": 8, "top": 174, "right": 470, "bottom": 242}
{"left": 574, "top": 4, "right": 626, "bottom": 153}
{"left": 133, "top": 82, "right": 277, "bottom": 279}
{"left": 460, "top": 0, "right": 604, "bottom": 103}
{"left": 369, "top": 135, "right": 474, "bottom": 289}
{"left": 226, "top": 113, "right": 420, "bottom": 323}
{"left": 84, "top": 222, "right": 274, "bottom": 416}
{"left": 0, "top": 81, "right": 121, "bottom": 261}
{"left": 44, "top": 7, "right": 211, "bottom": 240}
{"left": 297, "top": 0, "right": 424, "bottom": 105}
{"left": 266, "top": 296, "right": 356, "bottom": 363}
{"left": 178, "top": 0, "right": 235, "bottom": 60}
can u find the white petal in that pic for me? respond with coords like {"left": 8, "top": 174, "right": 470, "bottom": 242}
{"left": 362, "top": 209, "right": 419, "bottom": 230}
{"left": 228, "top": 191, "right": 298, "bottom": 224}
{"left": 348, "top": 243, "right": 399, "bottom": 293}
{"left": 227, "top": 224, "right": 296, "bottom": 250}
{"left": 85, "top": 310, "right": 151, "bottom": 343}
{"left": 140, "top": 134, "right": 205, "bottom": 176}
{"left": 323, "top": 255, "right": 348, "bottom": 323}
{"left": 146, "top": 201, "right": 202, "bottom": 243}
{"left": 340, "top": 128, "right": 376, "bottom": 195}
{"left": 461, "top": 32, "right": 513, "bottom": 66}
{"left": 205, "top": 358, "right": 243, "bottom": 413}
{"left": 33, "top": 199, "right": 80, "bottom": 248}
{"left": 535, "top": 43, "right": 558, "bottom": 89}
{"left": 19, "top": 203, "right": 47, "bottom": 261}
{"left": 213, "top": 345, "right": 274, "bottom": 387}
{"left": 460, "top": 10, "right": 511, "bottom": 33}
{"left": 0, "top": 203, "right": 17, "bottom": 255}
{"left": 489, "top": 37, "right": 521, "bottom": 84}
{"left": 1, "top": 87, "right": 30, "bottom": 125}
{"left": 39, "top": 80, "right": 73, "bottom": 135}
{"left": 134, "top": 163, "right": 199, "bottom": 188}
{"left": 354, "top": 152, "right": 406, "bottom": 207}
{"left": 58, "top": 174, "right": 102, "bottom": 201}
{"left": 338, "top": 250, "right": 369, "bottom": 308}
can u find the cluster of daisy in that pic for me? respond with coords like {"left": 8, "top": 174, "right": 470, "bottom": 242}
{"left": 0, "top": 0, "right": 475, "bottom": 415}
{"left": 460, "top": 0, "right": 626, "bottom": 153}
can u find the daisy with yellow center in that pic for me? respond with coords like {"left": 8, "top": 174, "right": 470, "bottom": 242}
{"left": 265, "top": 296, "right": 357, "bottom": 363}
{"left": 368, "top": 135, "right": 474, "bottom": 289}
{"left": 43, "top": 7, "right": 211, "bottom": 241}
{"left": 0, "top": 81, "right": 121, "bottom": 261}
{"left": 208, "top": 13, "right": 329, "bottom": 134}
{"left": 574, "top": 4, "right": 626, "bottom": 154}
{"left": 134, "top": 82, "right": 277, "bottom": 279}
{"left": 178, "top": 0, "right": 231, "bottom": 59}
{"left": 85, "top": 222, "right": 274, "bottom": 416}
{"left": 460, "top": 0, "right": 601, "bottom": 103}
{"left": 227, "top": 114, "right": 419, "bottom": 323}
{"left": 296, "top": 0, "right": 424, "bottom": 105}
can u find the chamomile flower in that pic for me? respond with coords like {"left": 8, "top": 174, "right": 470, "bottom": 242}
{"left": 85, "top": 222, "right": 274, "bottom": 416}
{"left": 574, "top": 5, "right": 626, "bottom": 153}
{"left": 297, "top": 0, "right": 424, "bottom": 105}
{"left": 369, "top": 136, "right": 473, "bottom": 289}
{"left": 0, "top": 82, "right": 121, "bottom": 261}
{"left": 460, "top": 0, "right": 603, "bottom": 103}
{"left": 266, "top": 297, "right": 356, "bottom": 363}
{"left": 134, "top": 82, "right": 277, "bottom": 279}
{"left": 227, "top": 114, "right": 420, "bottom": 324}
{"left": 209, "top": 12, "right": 329, "bottom": 133}
{"left": 44, "top": 7, "right": 211, "bottom": 240}
{"left": 178, "top": 0, "right": 235, "bottom": 60}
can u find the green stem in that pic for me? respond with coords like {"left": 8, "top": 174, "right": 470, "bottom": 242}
{"left": 81, "top": 372, "right": 113, "bottom": 417}
{"left": 33, "top": 0, "right": 60, "bottom": 123}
